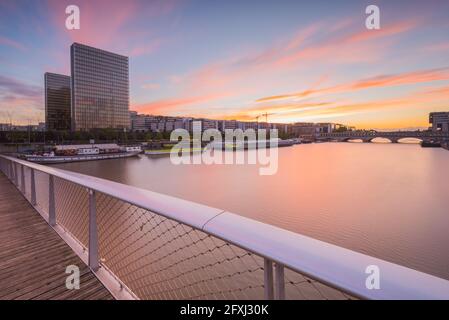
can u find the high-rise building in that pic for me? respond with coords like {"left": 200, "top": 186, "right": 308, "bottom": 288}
{"left": 44, "top": 72, "right": 71, "bottom": 131}
{"left": 430, "top": 112, "right": 449, "bottom": 132}
{"left": 70, "top": 43, "right": 130, "bottom": 131}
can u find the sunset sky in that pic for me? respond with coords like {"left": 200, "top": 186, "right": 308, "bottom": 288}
{"left": 1, "top": 0, "right": 449, "bottom": 129}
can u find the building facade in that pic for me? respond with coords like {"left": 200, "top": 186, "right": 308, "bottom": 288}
{"left": 200, "top": 119, "right": 218, "bottom": 131}
{"left": 430, "top": 112, "right": 449, "bottom": 132}
{"left": 71, "top": 43, "right": 130, "bottom": 131}
{"left": 219, "top": 120, "right": 239, "bottom": 131}
{"left": 44, "top": 72, "right": 71, "bottom": 131}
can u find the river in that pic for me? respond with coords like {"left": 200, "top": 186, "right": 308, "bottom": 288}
{"left": 53, "top": 141, "right": 449, "bottom": 280}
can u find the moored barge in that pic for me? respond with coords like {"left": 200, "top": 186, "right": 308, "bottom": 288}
{"left": 18, "top": 144, "right": 141, "bottom": 164}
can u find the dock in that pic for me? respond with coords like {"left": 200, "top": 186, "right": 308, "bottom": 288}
{"left": 0, "top": 173, "right": 113, "bottom": 300}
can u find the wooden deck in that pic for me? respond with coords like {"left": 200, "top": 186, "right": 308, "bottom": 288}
{"left": 0, "top": 173, "right": 114, "bottom": 300}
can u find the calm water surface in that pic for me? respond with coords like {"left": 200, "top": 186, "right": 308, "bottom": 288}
{"left": 54, "top": 142, "right": 449, "bottom": 280}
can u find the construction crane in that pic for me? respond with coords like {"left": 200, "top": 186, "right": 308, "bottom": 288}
{"left": 254, "top": 112, "right": 274, "bottom": 126}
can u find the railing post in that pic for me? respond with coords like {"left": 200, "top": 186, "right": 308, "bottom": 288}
{"left": 264, "top": 258, "right": 274, "bottom": 300}
{"left": 30, "top": 168, "right": 36, "bottom": 206}
{"left": 275, "top": 263, "right": 285, "bottom": 300}
{"left": 20, "top": 165, "right": 25, "bottom": 194}
{"left": 88, "top": 189, "right": 99, "bottom": 271}
{"left": 14, "top": 163, "right": 18, "bottom": 186}
{"left": 8, "top": 161, "right": 12, "bottom": 180}
{"left": 48, "top": 175, "right": 56, "bottom": 226}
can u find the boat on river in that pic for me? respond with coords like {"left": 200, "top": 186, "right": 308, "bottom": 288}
{"left": 18, "top": 143, "right": 141, "bottom": 164}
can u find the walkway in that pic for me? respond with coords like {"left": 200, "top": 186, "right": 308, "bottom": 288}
{"left": 0, "top": 173, "right": 113, "bottom": 300}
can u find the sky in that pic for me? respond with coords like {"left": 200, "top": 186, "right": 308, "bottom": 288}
{"left": 0, "top": 0, "right": 449, "bottom": 129}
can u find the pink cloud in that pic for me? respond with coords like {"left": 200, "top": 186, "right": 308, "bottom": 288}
{"left": 145, "top": 17, "right": 421, "bottom": 118}
{"left": 284, "top": 22, "right": 322, "bottom": 51}
{"left": 141, "top": 83, "right": 161, "bottom": 90}
{"left": 129, "top": 41, "right": 161, "bottom": 57}
{"left": 0, "top": 35, "right": 27, "bottom": 51}
{"left": 275, "top": 20, "right": 418, "bottom": 67}
{"left": 424, "top": 42, "right": 449, "bottom": 52}
{"left": 344, "top": 20, "right": 418, "bottom": 44}
{"left": 47, "top": 0, "right": 138, "bottom": 47}
{"left": 257, "top": 67, "right": 449, "bottom": 102}
{"left": 132, "top": 93, "right": 229, "bottom": 114}
{"left": 46, "top": 0, "right": 178, "bottom": 56}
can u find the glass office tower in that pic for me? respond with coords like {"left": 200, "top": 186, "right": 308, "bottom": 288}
{"left": 70, "top": 43, "right": 130, "bottom": 131}
{"left": 44, "top": 72, "right": 71, "bottom": 131}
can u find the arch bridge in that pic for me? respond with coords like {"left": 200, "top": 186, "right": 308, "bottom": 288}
{"left": 317, "top": 130, "right": 449, "bottom": 143}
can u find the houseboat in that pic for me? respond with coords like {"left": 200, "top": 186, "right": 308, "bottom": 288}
{"left": 18, "top": 144, "right": 141, "bottom": 164}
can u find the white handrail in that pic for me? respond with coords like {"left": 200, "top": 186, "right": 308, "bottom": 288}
{"left": 1, "top": 154, "right": 449, "bottom": 300}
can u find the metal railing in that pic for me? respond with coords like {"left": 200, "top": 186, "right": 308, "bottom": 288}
{"left": 1, "top": 154, "right": 449, "bottom": 300}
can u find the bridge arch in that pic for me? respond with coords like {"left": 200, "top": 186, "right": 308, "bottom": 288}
{"left": 321, "top": 131, "right": 448, "bottom": 144}
{"left": 341, "top": 137, "right": 363, "bottom": 142}
{"left": 396, "top": 137, "right": 423, "bottom": 144}
{"left": 369, "top": 137, "right": 395, "bottom": 143}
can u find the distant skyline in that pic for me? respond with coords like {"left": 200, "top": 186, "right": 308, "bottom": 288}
{"left": 1, "top": 0, "right": 449, "bottom": 129}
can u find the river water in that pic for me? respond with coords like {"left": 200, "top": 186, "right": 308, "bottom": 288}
{"left": 54, "top": 141, "right": 449, "bottom": 280}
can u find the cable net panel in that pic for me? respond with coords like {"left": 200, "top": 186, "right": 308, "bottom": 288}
{"left": 284, "top": 267, "right": 352, "bottom": 299}
{"left": 94, "top": 193, "right": 351, "bottom": 300}
{"left": 96, "top": 193, "right": 266, "bottom": 300}
{"left": 54, "top": 177, "right": 89, "bottom": 248}
{"left": 34, "top": 170, "right": 49, "bottom": 216}
{"left": 23, "top": 166, "right": 31, "bottom": 201}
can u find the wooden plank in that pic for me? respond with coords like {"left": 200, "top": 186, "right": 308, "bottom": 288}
{"left": 0, "top": 173, "right": 113, "bottom": 300}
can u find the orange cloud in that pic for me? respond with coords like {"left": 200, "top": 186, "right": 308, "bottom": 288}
{"left": 215, "top": 82, "right": 449, "bottom": 128}
{"left": 275, "top": 20, "right": 418, "bottom": 67}
{"left": 177, "top": 17, "right": 420, "bottom": 103}
{"left": 141, "top": 83, "right": 161, "bottom": 90}
{"left": 257, "top": 67, "right": 449, "bottom": 103}
{"left": 132, "top": 93, "right": 228, "bottom": 114}
{"left": 129, "top": 40, "right": 161, "bottom": 57}
{"left": 344, "top": 20, "right": 418, "bottom": 43}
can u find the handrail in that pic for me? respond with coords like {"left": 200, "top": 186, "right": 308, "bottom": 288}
{"left": 1, "top": 154, "right": 449, "bottom": 300}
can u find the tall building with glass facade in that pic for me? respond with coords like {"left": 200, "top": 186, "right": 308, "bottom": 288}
{"left": 44, "top": 72, "right": 71, "bottom": 131}
{"left": 70, "top": 43, "right": 130, "bottom": 131}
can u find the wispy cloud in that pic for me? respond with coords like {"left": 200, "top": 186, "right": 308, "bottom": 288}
{"left": 257, "top": 67, "right": 449, "bottom": 103}
{"left": 0, "top": 75, "right": 41, "bottom": 97}
{"left": 129, "top": 40, "right": 161, "bottom": 57}
{"left": 218, "top": 80, "right": 449, "bottom": 128}
{"left": 424, "top": 42, "right": 449, "bottom": 52}
{"left": 132, "top": 93, "right": 229, "bottom": 114}
{"left": 174, "top": 17, "right": 420, "bottom": 108}
{"left": 0, "top": 76, "right": 43, "bottom": 123}
{"left": 1, "top": 1, "right": 447, "bottom": 128}
{"left": 46, "top": 0, "right": 178, "bottom": 57}
{"left": 275, "top": 20, "right": 418, "bottom": 67}
{"left": 0, "top": 35, "right": 26, "bottom": 51}
{"left": 141, "top": 83, "right": 161, "bottom": 90}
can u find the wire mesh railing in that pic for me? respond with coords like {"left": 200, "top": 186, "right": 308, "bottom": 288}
{"left": 1, "top": 155, "right": 449, "bottom": 300}
{"left": 96, "top": 194, "right": 267, "bottom": 299}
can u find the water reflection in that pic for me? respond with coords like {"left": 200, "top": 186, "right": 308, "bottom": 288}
{"left": 54, "top": 143, "right": 449, "bottom": 280}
